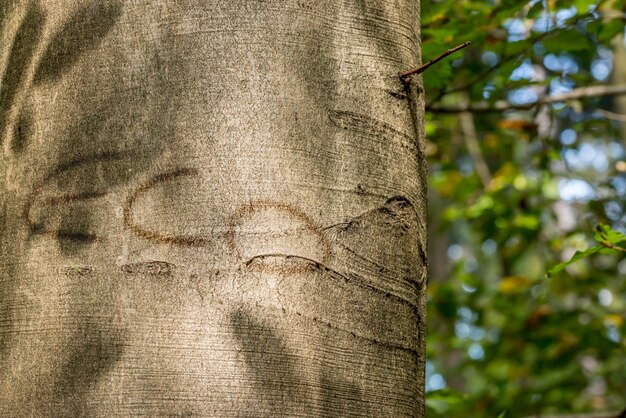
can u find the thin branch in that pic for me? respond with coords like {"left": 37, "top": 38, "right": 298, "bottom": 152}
{"left": 439, "top": 10, "right": 600, "bottom": 99}
{"left": 440, "top": 30, "right": 551, "bottom": 99}
{"left": 400, "top": 41, "right": 471, "bottom": 82}
{"left": 597, "top": 108, "right": 626, "bottom": 123}
{"left": 457, "top": 93, "right": 492, "bottom": 186}
{"left": 599, "top": 240, "right": 626, "bottom": 253}
{"left": 460, "top": 112, "right": 492, "bottom": 186}
{"left": 427, "top": 84, "right": 626, "bottom": 113}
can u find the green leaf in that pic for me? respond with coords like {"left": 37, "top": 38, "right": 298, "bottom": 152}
{"left": 423, "top": 27, "right": 459, "bottom": 43}
{"left": 420, "top": 42, "right": 459, "bottom": 91}
{"left": 593, "top": 223, "right": 626, "bottom": 245}
{"left": 542, "top": 29, "right": 590, "bottom": 52}
{"left": 527, "top": 0, "right": 544, "bottom": 18}
{"left": 597, "top": 19, "right": 625, "bottom": 42}
{"left": 423, "top": 61, "right": 454, "bottom": 91}
{"left": 547, "top": 245, "right": 604, "bottom": 277}
{"left": 573, "top": 0, "right": 596, "bottom": 13}
{"left": 425, "top": 390, "right": 468, "bottom": 414}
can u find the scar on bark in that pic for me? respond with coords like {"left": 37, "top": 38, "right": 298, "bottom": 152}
{"left": 11, "top": 109, "right": 34, "bottom": 153}
{"left": 22, "top": 152, "right": 126, "bottom": 242}
{"left": 248, "top": 253, "right": 419, "bottom": 313}
{"left": 386, "top": 89, "right": 408, "bottom": 100}
{"left": 289, "top": 306, "right": 420, "bottom": 360}
{"left": 228, "top": 200, "right": 332, "bottom": 274}
{"left": 62, "top": 266, "right": 94, "bottom": 277}
{"left": 327, "top": 109, "right": 417, "bottom": 152}
{"left": 323, "top": 196, "right": 425, "bottom": 283}
{"left": 123, "top": 168, "right": 212, "bottom": 247}
{"left": 121, "top": 261, "right": 175, "bottom": 276}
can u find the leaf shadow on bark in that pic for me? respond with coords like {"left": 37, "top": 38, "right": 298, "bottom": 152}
{"left": 33, "top": 1, "right": 123, "bottom": 85}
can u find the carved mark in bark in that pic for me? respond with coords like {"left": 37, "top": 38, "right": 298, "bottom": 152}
{"left": 123, "top": 168, "right": 211, "bottom": 247}
{"left": 22, "top": 152, "right": 126, "bottom": 242}
{"left": 228, "top": 200, "right": 332, "bottom": 273}
{"left": 120, "top": 261, "right": 175, "bottom": 276}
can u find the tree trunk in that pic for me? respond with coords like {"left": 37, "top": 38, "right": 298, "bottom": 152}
{"left": 0, "top": 1, "right": 425, "bottom": 416}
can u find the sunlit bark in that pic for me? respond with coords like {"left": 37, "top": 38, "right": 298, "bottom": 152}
{"left": 1, "top": 1, "right": 425, "bottom": 416}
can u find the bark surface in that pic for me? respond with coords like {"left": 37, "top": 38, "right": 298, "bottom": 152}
{"left": 0, "top": 1, "right": 425, "bottom": 416}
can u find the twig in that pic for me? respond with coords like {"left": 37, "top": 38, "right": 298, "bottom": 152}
{"left": 599, "top": 240, "right": 626, "bottom": 253}
{"left": 427, "top": 84, "right": 626, "bottom": 113}
{"left": 400, "top": 41, "right": 471, "bottom": 82}
{"left": 457, "top": 93, "right": 492, "bottom": 187}
{"left": 440, "top": 29, "right": 553, "bottom": 99}
{"left": 598, "top": 108, "right": 626, "bottom": 123}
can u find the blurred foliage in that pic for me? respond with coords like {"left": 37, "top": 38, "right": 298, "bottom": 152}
{"left": 423, "top": 0, "right": 626, "bottom": 417}
{"left": 549, "top": 223, "right": 626, "bottom": 276}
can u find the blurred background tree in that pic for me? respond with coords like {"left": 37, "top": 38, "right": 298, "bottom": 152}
{"left": 422, "top": 0, "right": 626, "bottom": 417}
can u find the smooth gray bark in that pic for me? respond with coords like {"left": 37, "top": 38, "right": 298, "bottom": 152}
{"left": 1, "top": 0, "right": 425, "bottom": 416}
